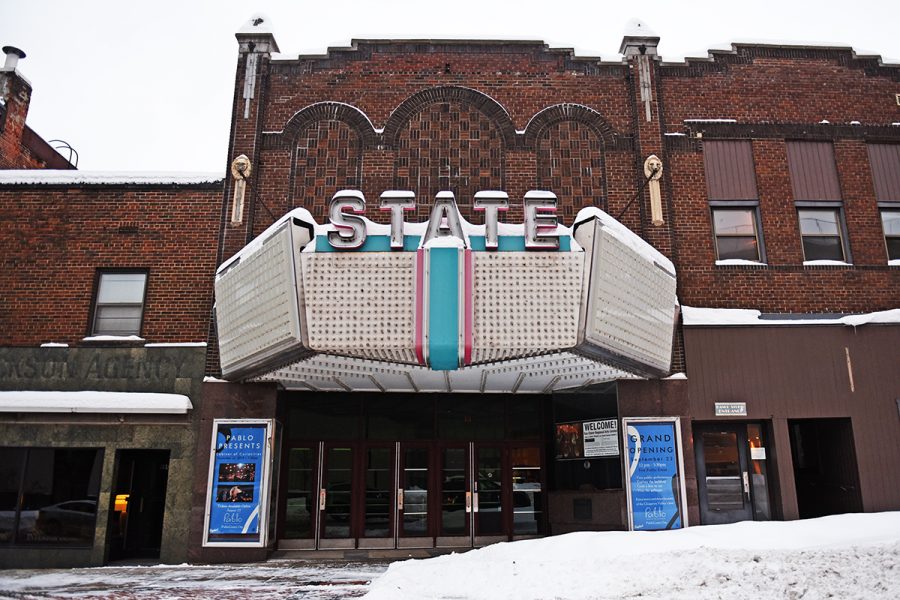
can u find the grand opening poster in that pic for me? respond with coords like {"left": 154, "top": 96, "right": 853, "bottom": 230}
{"left": 204, "top": 420, "right": 272, "bottom": 546}
{"left": 624, "top": 418, "right": 687, "bottom": 531}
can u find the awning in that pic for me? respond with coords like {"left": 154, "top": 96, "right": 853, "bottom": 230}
{"left": 0, "top": 391, "right": 194, "bottom": 414}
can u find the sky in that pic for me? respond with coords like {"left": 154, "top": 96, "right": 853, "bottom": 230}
{"left": 2, "top": 0, "right": 900, "bottom": 173}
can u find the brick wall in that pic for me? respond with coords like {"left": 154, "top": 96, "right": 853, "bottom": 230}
{"left": 0, "top": 184, "right": 221, "bottom": 346}
{"left": 0, "top": 70, "right": 73, "bottom": 170}
{"left": 227, "top": 41, "right": 899, "bottom": 315}
{"left": 659, "top": 47, "right": 900, "bottom": 312}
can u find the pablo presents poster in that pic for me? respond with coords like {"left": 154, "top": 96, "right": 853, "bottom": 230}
{"left": 207, "top": 423, "right": 267, "bottom": 539}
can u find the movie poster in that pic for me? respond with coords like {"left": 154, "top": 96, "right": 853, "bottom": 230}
{"left": 624, "top": 419, "right": 686, "bottom": 531}
{"left": 204, "top": 420, "right": 271, "bottom": 545}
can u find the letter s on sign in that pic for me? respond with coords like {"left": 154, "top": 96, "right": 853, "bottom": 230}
{"left": 328, "top": 191, "right": 368, "bottom": 249}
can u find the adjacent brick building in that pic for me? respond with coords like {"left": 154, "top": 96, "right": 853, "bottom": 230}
{"left": 0, "top": 47, "right": 74, "bottom": 170}
{"left": 1, "top": 18, "right": 898, "bottom": 567}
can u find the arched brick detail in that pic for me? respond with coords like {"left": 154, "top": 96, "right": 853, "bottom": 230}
{"left": 383, "top": 86, "right": 517, "bottom": 148}
{"left": 281, "top": 102, "right": 378, "bottom": 148}
{"left": 522, "top": 104, "right": 617, "bottom": 149}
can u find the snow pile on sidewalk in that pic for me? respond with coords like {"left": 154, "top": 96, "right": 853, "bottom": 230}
{"left": 365, "top": 512, "right": 900, "bottom": 600}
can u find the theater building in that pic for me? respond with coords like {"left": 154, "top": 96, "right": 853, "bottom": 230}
{"left": 1, "top": 18, "right": 899, "bottom": 567}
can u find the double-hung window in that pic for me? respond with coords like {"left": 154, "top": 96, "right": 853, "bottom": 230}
{"left": 786, "top": 141, "right": 850, "bottom": 263}
{"left": 797, "top": 209, "right": 846, "bottom": 260}
{"left": 867, "top": 143, "right": 900, "bottom": 263}
{"left": 882, "top": 210, "right": 900, "bottom": 262}
{"left": 703, "top": 140, "right": 765, "bottom": 262}
{"left": 91, "top": 271, "right": 148, "bottom": 336}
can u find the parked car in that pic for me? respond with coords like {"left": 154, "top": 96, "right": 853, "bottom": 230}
{"left": 36, "top": 500, "right": 97, "bottom": 540}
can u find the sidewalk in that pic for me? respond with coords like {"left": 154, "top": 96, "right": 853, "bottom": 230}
{"left": 0, "top": 561, "right": 388, "bottom": 599}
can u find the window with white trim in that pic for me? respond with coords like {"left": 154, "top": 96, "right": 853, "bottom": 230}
{"left": 711, "top": 208, "right": 762, "bottom": 261}
{"left": 882, "top": 210, "right": 900, "bottom": 261}
{"left": 91, "top": 272, "right": 148, "bottom": 336}
{"left": 798, "top": 209, "right": 847, "bottom": 261}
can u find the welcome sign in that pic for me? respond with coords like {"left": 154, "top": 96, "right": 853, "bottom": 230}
{"left": 203, "top": 419, "right": 274, "bottom": 547}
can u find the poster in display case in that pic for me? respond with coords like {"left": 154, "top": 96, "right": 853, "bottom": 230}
{"left": 202, "top": 419, "right": 274, "bottom": 547}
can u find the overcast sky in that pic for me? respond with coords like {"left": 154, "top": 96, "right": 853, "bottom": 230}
{"left": 3, "top": 0, "right": 900, "bottom": 173}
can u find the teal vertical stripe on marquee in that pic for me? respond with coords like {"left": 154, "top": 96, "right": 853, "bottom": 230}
{"left": 428, "top": 248, "right": 459, "bottom": 370}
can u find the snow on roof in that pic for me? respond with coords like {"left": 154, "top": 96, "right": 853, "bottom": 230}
{"left": 0, "top": 170, "right": 224, "bottom": 186}
{"left": 669, "top": 40, "right": 900, "bottom": 65}
{"left": 237, "top": 13, "right": 274, "bottom": 35}
{"left": 574, "top": 206, "right": 675, "bottom": 275}
{"left": 682, "top": 306, "right": 900, "bottom": 327}
{"left": 0, "top": 391, "right": 193, "bottom": 414}
{"left": 623, "top": 19, "right": 658, "bottom": 38}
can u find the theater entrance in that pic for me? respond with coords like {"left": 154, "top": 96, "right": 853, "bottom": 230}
{"left": 276, "top": 393, "right": 546, "bottom": 551}
{"left": 278, "top": 441, "right": 544, "bottom": 550}
{"left": 694, "top": 422, "right": 771, "bottom": 525}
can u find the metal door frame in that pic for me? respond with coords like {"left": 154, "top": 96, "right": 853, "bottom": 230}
{"left": 694, "top": 422, "right": 754, "bottom": 525}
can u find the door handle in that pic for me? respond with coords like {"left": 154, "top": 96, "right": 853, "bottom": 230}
{"left": 473, "top": 492, "right": 479, "bottom": 513}
{"left": 397, "top": 488, "right": 404, "bottom": 511}
{"left": 465, "top": 491, "right": 472, "bottom": 513}
{"left": 742, "top": 471, "right": 750, "bottom": 502}
{"left": 319, "top": 488, "right": 327, "bottom": 510}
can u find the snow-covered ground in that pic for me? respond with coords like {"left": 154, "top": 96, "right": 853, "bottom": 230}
{"left": 1, "top": 514, "right": 897, "bottom": 599}
{"left": 0, "top": 561, "right": 386, "bottom": 599}
{"left": 365, "top": 512, "right": 900, "bottom": 600}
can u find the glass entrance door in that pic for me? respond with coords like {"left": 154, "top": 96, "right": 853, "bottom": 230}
{"left": 318, "top": 444, "right": 355, "bottom": 549}
{"left": 281, "top": 445, "right": 318, "bottom": 549}
{"left": 280, "top": 441, "right": 544, "bottom": 549}
{"left": 397, "top": 445, "right": 432, "bottom": 548}
{"left": 358, "top": 445, "right": 394, "bottom": 549}
{"left": 694, "top": 424, "right": 754, "bottom": 525}
{"left": 511, "top": 446, "right": 543, "bottom": 536}
{"left": 473, "top": 446, "right": 504, "bottom": 544}
{"left": 436, "top": 445, "right": 471, "bottom": 546}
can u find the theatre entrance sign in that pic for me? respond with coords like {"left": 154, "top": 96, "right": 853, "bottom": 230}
{"left": 214, "top": 190, "right": 679, "bottom": 393}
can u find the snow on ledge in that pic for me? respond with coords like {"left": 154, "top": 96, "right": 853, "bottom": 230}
{"left": 716, "top": 259, "right": 767, "bottom": 266}
{"left": 804, "top": 259, "right": 851, "bottom": 266}
{"left": 889, "top": 259, "right": 900, "bottom": 266}
{"left": 82, "top": 335, "right": 145, "bottom": 342}
{"left": 0, "top": 170, "right": 224, "bottom": 186}
{"left": 144, "top": 342, "right": 207, "bottom": 347}
{"left": 683, "top": 306, "right": 900, "bottom": 327}
{"left": 0, "top": 391, "right": 193, "bottom": 414}
{"left": 663, "top": 372, "right": 687, "bottom": 380}
{"left": 40, "top": 342, "right": 69, "bottom": 348}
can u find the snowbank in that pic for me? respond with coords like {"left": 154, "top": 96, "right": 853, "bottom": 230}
{"left": 365, "top": 512, "right": 900, "bottom": 600}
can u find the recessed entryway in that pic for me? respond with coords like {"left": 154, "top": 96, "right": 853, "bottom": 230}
{"left": 789, "top": 419, "right": 862, "bottom": 519}
{"left": 107, "top": 449, "right": 170, "bottom": 562}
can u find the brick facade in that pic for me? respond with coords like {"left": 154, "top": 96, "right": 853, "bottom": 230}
{"left": 0, "top": 184, "right": 221, "bottom": 346}
{"left": 1, "top": 62, "right": 74, "bottom": 170}
{"left": 221, "top": 39, "right": 898, "bottom": 318}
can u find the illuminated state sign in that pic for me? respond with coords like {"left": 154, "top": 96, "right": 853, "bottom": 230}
{"left": 214, "top": 189, "right": 679, "bottom": 393}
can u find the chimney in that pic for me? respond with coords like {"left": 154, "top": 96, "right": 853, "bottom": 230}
{"left": 2, "top": 46, "right": 26, "bottom": 71}
{"left": 0, "top": 45, "right": 33, "bottom": 168}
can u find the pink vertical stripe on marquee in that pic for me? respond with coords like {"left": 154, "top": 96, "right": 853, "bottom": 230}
{"left": 463, "top": 249, "right": 473, "bottom": 366}
{"left": 415, "top": 249, "right": 426, "bottom": 365}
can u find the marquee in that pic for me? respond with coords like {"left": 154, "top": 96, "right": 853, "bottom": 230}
{"left": 214, "top": 190, "right": 679, "bottom": 393}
